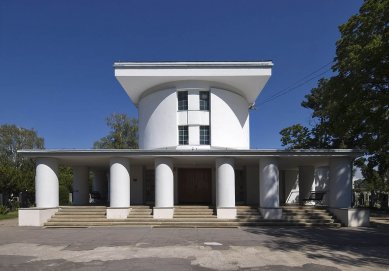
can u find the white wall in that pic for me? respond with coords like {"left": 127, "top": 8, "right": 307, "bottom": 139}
{"left": 139, "top": 84, "right": 250, "bottom": 150}
{"left": 284, "top": 170, "right": 299, "bottom": 204}
{"left": 138, "top": 88, "right": 177, "bottom": 149}
{"left": 210, "top": 88, "right": 249, "bottom": 149}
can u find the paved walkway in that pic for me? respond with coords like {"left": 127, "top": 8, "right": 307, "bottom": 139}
{"left": 1, "top": 218, "right": 389, "bottom": 271}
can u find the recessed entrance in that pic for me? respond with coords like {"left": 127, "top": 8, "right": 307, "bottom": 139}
{"left": 178, "top": 168, "right": 212, "bottom": 204}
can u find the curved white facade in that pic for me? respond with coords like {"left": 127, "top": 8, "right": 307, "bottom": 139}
{"left": 138, "top": 83, "right": 250, "bottom": 150}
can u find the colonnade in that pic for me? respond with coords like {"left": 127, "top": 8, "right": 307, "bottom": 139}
{"left": 33, "top": 156, "right": 354, "bottom": 219}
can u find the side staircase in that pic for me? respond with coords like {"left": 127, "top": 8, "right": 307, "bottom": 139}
{"left": 44, "top": 205, "right": 341, "bottom": 228}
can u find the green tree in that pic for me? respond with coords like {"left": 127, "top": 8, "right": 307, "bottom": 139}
{"left": 280, "top": 0, "right": 389, "bottom": 191}
{"left": 0, "top": 124, "right": 44, "bottom": 200}
{"left": 94, "top": 113, "right": 138, "bottom": 149}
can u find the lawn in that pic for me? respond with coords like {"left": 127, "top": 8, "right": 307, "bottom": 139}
{"left": 0, "top": 211, "right": 18, "bottom": 220}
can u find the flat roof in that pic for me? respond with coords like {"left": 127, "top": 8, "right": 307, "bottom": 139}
{"left": 114, "top": 61, "right": 273, "bottom": 105}
{"left": 17, "top": 149, "right": 362, "bottom": 169}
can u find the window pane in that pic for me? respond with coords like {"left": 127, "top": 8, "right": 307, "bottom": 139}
{"left": 199, "top": 91, "right": 209, "bottom": 110}
{"left": 177, "top": 91, "right": 188, "bottom": 110}
{"left": 178, "top": 126, "right": 188, "bottom": 145}
{"left": 200, "top": 126, "right": 210, "bottom": 145}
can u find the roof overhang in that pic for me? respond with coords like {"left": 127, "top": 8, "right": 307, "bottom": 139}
{"left": 18, "top": 149, "right": 363, "bottom": 169}
{"left": 114, "top": 61, "right": 273, "bottom": 105}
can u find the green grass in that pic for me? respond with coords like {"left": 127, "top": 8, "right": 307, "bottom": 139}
{"left": 0, "top": 211, "right": 18, "bottom": 220}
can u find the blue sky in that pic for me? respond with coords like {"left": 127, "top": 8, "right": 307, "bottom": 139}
{"left": 0, "top": 0, "right": 362, "bottom": 149}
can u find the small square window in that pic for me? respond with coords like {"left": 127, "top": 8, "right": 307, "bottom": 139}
{"left": 199, "top": 91, "right": 209, "bottom": 111}
{"left": 178, "top": 126, "right": 189, "bottom": 145}
{"left": 200, "top": 126, "right": 210, "bottom": 145}
{"left": 177, "top": 91, "right": 188, "bottom": 111}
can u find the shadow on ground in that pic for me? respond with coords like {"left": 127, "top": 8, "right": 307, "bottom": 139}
{"left": 242, "top": 226, "right": 389, "bottom": 268}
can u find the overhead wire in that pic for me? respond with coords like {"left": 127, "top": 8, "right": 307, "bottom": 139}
{"left": 258, "top": 60, "right": 335, "bottom": 106}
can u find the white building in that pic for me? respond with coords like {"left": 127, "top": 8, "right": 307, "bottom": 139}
{"left": 18, "top": 61, "right": 369, "bottom": 227}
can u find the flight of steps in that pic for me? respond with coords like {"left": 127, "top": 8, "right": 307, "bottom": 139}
{"left": 44, "top": 206, "right": 108, "bottom": 227}
{"left": 281, "top": 206, "right": 341, "bottom": 227}
{"left": 44, "top": 205, "right": 341, "bottom": 228}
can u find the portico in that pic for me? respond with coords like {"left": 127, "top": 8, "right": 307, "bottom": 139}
{"left": 18, "top": 149, "right": 363, "bottom": 225}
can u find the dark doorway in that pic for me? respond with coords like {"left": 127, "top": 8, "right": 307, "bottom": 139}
{"left": 235, "top": 169, "right": 246, "bottom": 204}
{"left": 178, "top": 168, "right": 212, "bottom": 204}
{"left": 144, "top": 169, "right": 155, "bottom": 204}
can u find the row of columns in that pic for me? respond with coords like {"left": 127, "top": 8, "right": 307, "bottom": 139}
{"left": 34, "top": 156, "right": 353, "bottom": 219}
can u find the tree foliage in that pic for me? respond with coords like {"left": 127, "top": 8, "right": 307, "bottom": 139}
{"left": 280, "top": 0, "right": 389, "bottom": 191}
{"left": 93, "top": 113, "right": 138, "bottom": 149}
{"left": 0, "top": 125, "right": 44, "bottom": 197}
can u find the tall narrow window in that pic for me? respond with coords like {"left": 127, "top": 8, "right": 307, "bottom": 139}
{"left": 200, "top": 126, "right": 210, "bottom": 145}
{"left": 199, "top": 91, "right": 209, "bottom": 110}
{"left": 177, "top": 91, "right": 188, "bottom": 110}
{"left": 178, "top": 126, "right": 189, "bottom": 145}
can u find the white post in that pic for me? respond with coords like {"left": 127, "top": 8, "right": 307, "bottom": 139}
{"left": 259, "top": 157, "right": 282, "bottom": 219}
{"left": 154, "top": 157, "right": 174, "bottom": 219}
{"left": 35, "top": 158, "right": 59, "bottom": 208}
{"left": 329, "top": 157, "right": 352, "bottom": 208}
{"left": 215, "top": 157, "right": 236, "bottom": 219}
{"left": 328, "top": 157, "right": 369, "bottom": 227}
{"left": 298, "top": 166, "right": 315, "bottom": 204}
{"left": 72, "top": 166, "right": 89, "bottom": 205}
{"left": 107, "top": 157, "right": 130, "bottom": 219}
{"left": 19, "top": 158, "right": 59, "bottom": 226}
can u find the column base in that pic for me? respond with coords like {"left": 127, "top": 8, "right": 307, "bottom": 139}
{"left": 153, "top": 207, "right": 174, "bottom": 219}
{"left": 106, "top": 207, "right": 130, "bottom": 219}
{"left": 18, "top": 207, "right": 58, "bottom": 226}
{"left": 259, "top": 207, "right": 282, "bottom": 220}
{"left": 329, "top": 208, "right": 370, "bottom": 227}
{"left": 217, "top": 207, "right": 237, "bottom": 219}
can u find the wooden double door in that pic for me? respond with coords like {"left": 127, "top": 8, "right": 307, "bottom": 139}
{"left": 178, "top": 168, "right": 212, "bottom": 204}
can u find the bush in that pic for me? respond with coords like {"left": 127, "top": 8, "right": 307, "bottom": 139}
{"left": 59, "top": 185, "right": 70, "bottom": 205}
{"left": 0, "top": 205, "right": 9, "bottom": 215}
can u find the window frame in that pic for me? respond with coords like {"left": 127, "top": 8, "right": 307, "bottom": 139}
{"left": 199, "top": 91, "right": 210, "bottom": 111}
{"left": 199, "top": 125, "right": 210, "bottom": 145}
{"left": 177, "top": 91, "right": 188, "bottom": 111}
{"left": 178, "top": 125, "right": 189, "bottom": 145}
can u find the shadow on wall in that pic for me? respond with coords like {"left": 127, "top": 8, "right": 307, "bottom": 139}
{"left": 212, "top": 89, "right": 248, "bottom": 128}
{"left": 262, "top": 165, "right": 279, "bottom": 207}
{"left": 242, "top": 227, "right": 389, "bottom": 268}
{"left": 315, "top": 167, "right": 329, "bottom": 204}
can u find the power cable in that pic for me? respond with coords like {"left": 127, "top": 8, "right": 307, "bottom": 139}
{"left": 258, "top": 61, "right": 335, "bottom": 106}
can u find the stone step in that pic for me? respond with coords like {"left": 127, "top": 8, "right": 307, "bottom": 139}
{"left": 174, "top": 212, "right": 215, "bottom": 215}
{"left": 131, "top": 205, "right": 152, "bottom": 209}
{"left": 56, "top": 211, "right": 106, "bottom": 215}
{"left": 44, "top": 220, "right": 341, "bottom": 228}
{"left": 59, "top": 205, "right": 107, "bottom": 210}
{"left": 174, "top": 215, "right": 216, "bottom": 218}
{"left": 174, "top": 206, "right": 214, "bottom": 209}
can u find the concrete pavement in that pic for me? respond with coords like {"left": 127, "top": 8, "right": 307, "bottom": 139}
{"left": 0, "top": 219, "right": 388, "bottom": 271}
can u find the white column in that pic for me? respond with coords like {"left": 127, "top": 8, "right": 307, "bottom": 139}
{"left": 329, "top": 157, "right": 352, "bottom": 208}
{"left": 92, "top": 170, "right": 108, "bottom": 201}
{"left": 298, "top": 166, "right": 315, "bottom": 204}
{"left": 35, "top": 158, "right": 59, "bottom": 208}
{"left": 72, "top": 166, "right": 89, "bottom": 205}
{"left": 107, "top": 157, "right": 130, "bottom": 219}
{"left": 328, "top": 157, "right": 369, "bottom": 227}
{"left": 20, "top": 158, "right": 60, "bottom": 226}
{"left": 259, "top": 157, "right": 282, "bottom": 219}
{"left": 216, "top": 157, "right": 236, "bottom": 219}
{"left": 154, "top": 157, "right": 174, "bottom": 218}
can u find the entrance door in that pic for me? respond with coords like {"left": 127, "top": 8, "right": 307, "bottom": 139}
{"left": 178, "top": 168, "right": 212, "bottom": 204}
{"left": 144, "top": 169, "right": 155, "bottom": 204}
{"left": 235, "top": 169, "right": 246, "bottom": 204}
